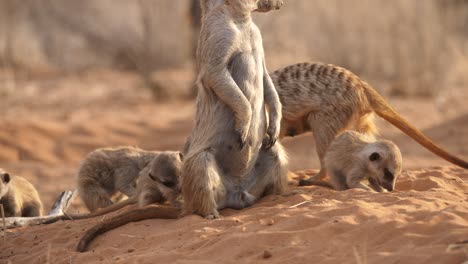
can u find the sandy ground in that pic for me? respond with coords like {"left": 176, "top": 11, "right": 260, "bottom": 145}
{"left": 0, "top": 70, "right": 467, "bottom": 263}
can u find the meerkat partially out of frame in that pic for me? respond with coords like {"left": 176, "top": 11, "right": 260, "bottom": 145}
{"left": 182, "top": 0, "right": 287, "bottom": 219}
{"left": 77, "top": 147, "right": 180, "bottom": 212}
{"left": 268, "top": 62, "right": 468, "bottom": 185}
{"left": 0, "top": 168, "right": 43, "bottom": 217}
{"left": 304, "top": 131, "right": 402, "bottom": 192}
{"left": 67, "top": 151, "right": 183, "bottom": 220}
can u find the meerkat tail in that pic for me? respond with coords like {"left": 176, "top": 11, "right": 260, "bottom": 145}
{"left": 41, "top": 197, "right": 138, "bottom": 224}
{"left": 364, "top": 86, "right": 468, "bottom": 169}
{"left": 76, "top": 205, "right": 180, "bottom": 252}
{"left": 299, "top": 179, "right": 334, "bottom": 189}
{"left": 71, "top": 197, "right": 137, "bottom": 220}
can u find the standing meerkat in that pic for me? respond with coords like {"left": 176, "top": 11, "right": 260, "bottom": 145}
{"left": 267, "top": 62, "right": 468, "bottom": 185}
{"left": 183, "top": 0, "right": 287, "bottom": 219}
{"left": 76, "top": 146, "right": 181, "bottom": 212}
{"left": 304, "top": 131, "right": 402, "bottom": 192}
{"left": 0, "top": 168, "right": 43, "bottom": 217}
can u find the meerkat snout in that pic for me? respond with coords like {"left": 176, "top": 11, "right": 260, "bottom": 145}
{"left": 382, "top": 168, "right": 395, "bottom": 191}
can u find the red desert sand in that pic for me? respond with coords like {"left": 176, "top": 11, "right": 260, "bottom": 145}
{"left": 0, "top": 71, "right": 467, "bottom": 263}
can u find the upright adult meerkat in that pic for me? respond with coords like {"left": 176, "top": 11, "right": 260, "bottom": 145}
{"left": 0, "top": 168, "right": 43, "bottom": 217}
{"left": 304, "top": 131, "right": 402, "bottom": 192}
{"left": 77, "top": 146, "right": 181, "bottom": 212}
{"left": 183, "top": 0, "right": 287, "bottom": 219}
{"left": 268, "top": 62, "right": 468, "bottom": 185}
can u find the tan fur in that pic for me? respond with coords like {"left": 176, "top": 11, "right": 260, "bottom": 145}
{"left": 301, "top": 131, "right": 402, "bottom": 192}
{"left": 0, "top": 168, "right": 43, "bottom": 217}
{"left": 269, "top": 62, "right": 468, "bottom": 184}
{"left": 182, "top": 0, "right": 287, "bottom": 219}
{"left": 76, "top": 146, "right": 179, "bottom": 212}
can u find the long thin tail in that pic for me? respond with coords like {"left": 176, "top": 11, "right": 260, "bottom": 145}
{"left": 76, "top": 205, "right": 180, "bottom": 252}
{"left": 299, "top": 179, "right": 335, "bottom": 189}
{"left": 42, "top": 197, "right": 137, "bottom": 225}
{"left": 70, "top": 197, "right": 137, "bottom": 220}
{"left": 364, "top": 85, "right": 468, "bottom": 169}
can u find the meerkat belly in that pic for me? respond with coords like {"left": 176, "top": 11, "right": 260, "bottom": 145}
{"left": 228, "top": 50, "right": 266, "bottom": 135}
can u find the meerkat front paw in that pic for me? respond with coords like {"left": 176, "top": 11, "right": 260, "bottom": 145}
{"left": 204, "top": 210, "right": 220, "bottom": 220}
{"left": 262, "top": 125, "right": 279, "bottom": 150}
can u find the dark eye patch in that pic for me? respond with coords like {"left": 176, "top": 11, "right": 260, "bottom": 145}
{"left": 3, "top": 173, "right": 10, "bottom": 183}
{"left": 369, "top": 152, "right": 380, "bottom": 161}
{"left": 162, "top": 181, "right": 175, "bottom": 188}
{"left": 384, "top": 168, "right": 394, "bottom": 181}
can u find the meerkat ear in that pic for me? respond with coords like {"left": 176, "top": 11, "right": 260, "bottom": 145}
{"left": 178, "top": 152, "right": 184, "bottom": 161}
{"left": 3, "top": 173, "right": 10, "bottom": 183}
{"left": 369, "top": 152, "right": 380, "bottom": 161}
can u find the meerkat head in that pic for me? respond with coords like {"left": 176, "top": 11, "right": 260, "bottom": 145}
{"left": 0, "top": 169, "right": 11, "bottom": 198}
{"left": 226, "top": 0, "right": 282, "bottom": 14}
{"left": 365, "top": 141, "right": 402, "bottom": 191}
{"left": 255, "top": 0, "right": 283, "bottom": 12}
{"left": 147, "top": 151, "right": 183, "bottom": 197}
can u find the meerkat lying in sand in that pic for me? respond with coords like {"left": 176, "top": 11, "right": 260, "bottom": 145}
{"left": 76, "top": 146, "right": 182, "bottom": 212}
{"left": 267, "top": 62, "right": 468, "bottom": 186}
{"left": 0, "top": 168, "right": 43, "bottom": 217}
{"left": 303, "top": 131, "right": 402, "bottom": 192}
{"left": 61, "top": 152, "right": 183, "bottom": 221}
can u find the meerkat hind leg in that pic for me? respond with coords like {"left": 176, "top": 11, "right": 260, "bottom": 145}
{"left": 182, "top": 151, "right": 225, "bottom": 219}
{"left": 247, "top": 143, "right": 288, "bottom": 199}
{"left": 78, "top": 179, "right": 113, "bottom": 212}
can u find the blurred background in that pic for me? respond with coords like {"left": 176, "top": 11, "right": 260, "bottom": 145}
{"left": 0, "top": 1, "right": 467, "bottom": 211}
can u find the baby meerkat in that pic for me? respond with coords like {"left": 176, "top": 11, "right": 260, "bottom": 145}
{"left": 0, "top": 168, "right": 43, "bottom": 217}
{"left": 67, "top": 152, "right": 183, "bottom": 220}
{"left": 303, "top": 131, "right": 402, "bottom": 192}
{"left": 76, "top": 146, "right": 180, "bottom": 212}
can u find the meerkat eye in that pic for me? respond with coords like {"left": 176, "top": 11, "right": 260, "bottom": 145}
{"left": 3, "top": 173, "right": 10, "bottom": 183}
{"left": 369, "top": 152, "right": 380, "bottom": 161}
{"left": 178, "top": 152, "right": 184, "bottom": 161}
{"left": 148, "top": 173, "right": 157, "bottom": 181}
{"left": 384, "top": 168, "right": 394, "bottom": 181}
{"left": 162, "top": 181, "right": 176, "bottom": 188}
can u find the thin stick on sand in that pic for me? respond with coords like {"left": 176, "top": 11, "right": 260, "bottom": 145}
{"left": 1, "top": 204, "right": 6, "bottom": 241}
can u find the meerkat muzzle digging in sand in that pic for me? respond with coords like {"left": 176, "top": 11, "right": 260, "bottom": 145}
{"left": 303, "top": 131, "right": 402, "bottom": 192}
{"left": 0, "top": 168, "right": 43, "bottom": 217}
{"left": 266, "top": 62, "right": 468, "bottom": 185}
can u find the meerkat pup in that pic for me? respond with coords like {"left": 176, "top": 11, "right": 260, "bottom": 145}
{"left": 77, "top": 146, "right": 180, "bottom": 212}
{"left": 0, "top": 168, "right": 43, "bottom": 217}
{"left": 181, "top": 0, "right": 287, "bottom": 219}
{"left": 304, "top": 131, "right": 402, "bottom": 192}
{"left": 63, "top": 152, "right": 183, "bottom": 220}
{"left": 267, "top": 62, "right": 468, "bottom": 186}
